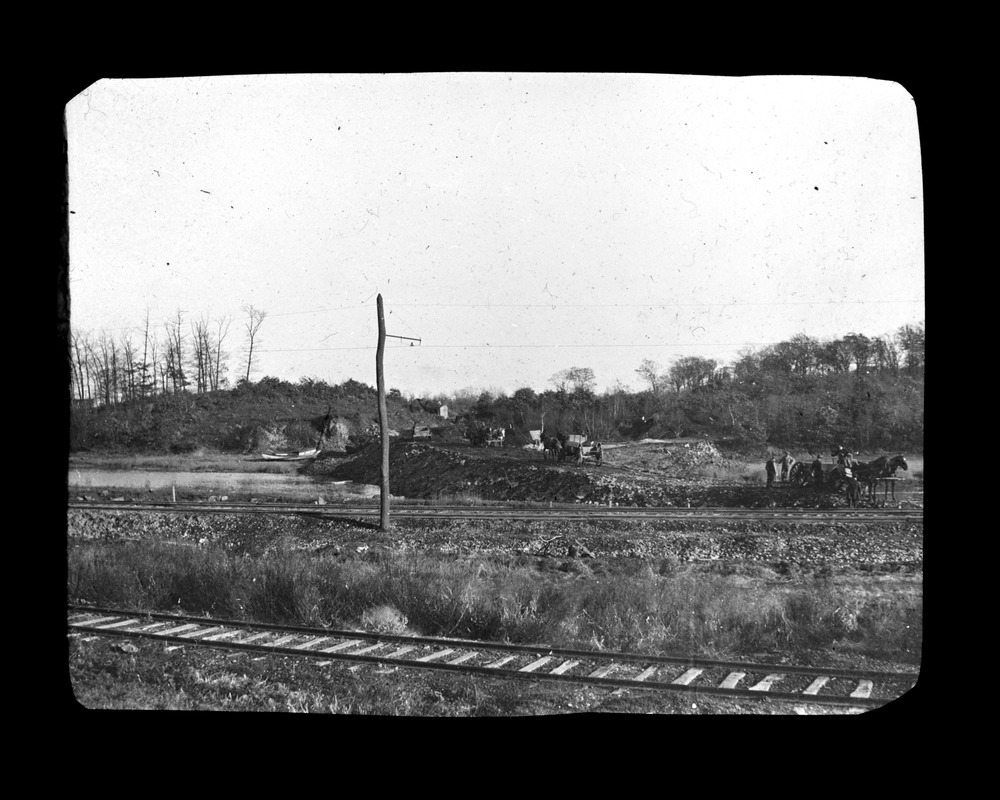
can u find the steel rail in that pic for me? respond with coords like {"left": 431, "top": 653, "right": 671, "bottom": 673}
{"left": 67, "top": 501, "right": 923, "bottom": 524}
{"left": 67, "top": 498, "right": 919, "bottom": 514}
{"left": 68, "top": 605, "right": 918, "bottom": 710}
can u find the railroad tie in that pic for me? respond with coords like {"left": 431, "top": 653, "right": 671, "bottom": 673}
{"left": 384, "top": 646, "right": 418, "bottom": 659}
{"left": 749, "top": 673, "right": 785, "bottom": 692}
{"left": 850, "top": 680, "right": 874, "bottom": 699}
{"left": 672, "top": 668, "right": 703, "bottom": 685}
{"left": 484, "top": 655, "right": 518, "bottom": 669}
{"left": 350, "top": 642, "right": 389, "bottom": 656}
{"left": 70, "top": 616, "right": 120, "bottom": 628}
{"left": 319, "top": 639, "right": 362, "bottom": 653}
{"left": 633, "top": 665, "right": 659, "bottom": 682}
{"left": 588, "top": 664, "right": 618, "bottom": 679}
{"left": 202, "top": 629, "right": 242, "bottom": 642}
{"left": 520, "top": 657, "right": 553, "bottom": 673}
{"left": 416, "top": 649, "right": 456, "bottom": 663}
{"left": 446, "top": 652, "right": 480, "bottom": 666}
{"left": 719, "top": 672, "right": 746, "bottom": 689}
{"left": 94, "top": 618, "right": 142, "bottom": 630}
{"left": 803, "top": 676, "right": 830, "bottom": 696}
{"left": 150, "top": 624, "right": 202, "bottom": 637}
{"left": 180, "top": 626, "right": 228, "bottom": 639}
{"left": 550, "top": 660, "right": 580, "bottom": 675}
{"left": 262, "top": 634, "right": 300, "bottom": 648}
{"left": 239, "top": 631, "right": 277, "bottom": 645}
{"left": 294, "top": 637, "right": 332, "bottom": 650}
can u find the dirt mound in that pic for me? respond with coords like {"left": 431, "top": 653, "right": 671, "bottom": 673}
{"left": 305, "top": 441, "right": 863, "bottom": 508}
{"left": 601, "top": 439, "right": 736, "bottom": 477}
{"left": 309, "top": 441, "right": 596, "bottom": 503}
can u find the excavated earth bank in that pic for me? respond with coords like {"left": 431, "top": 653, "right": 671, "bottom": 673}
{"left": 303, "top": 441, "right": 920, "bottom": 510}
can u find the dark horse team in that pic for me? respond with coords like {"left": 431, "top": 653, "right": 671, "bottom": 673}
{"left": 770, "top": 445, "right": 908, "bottom": 506}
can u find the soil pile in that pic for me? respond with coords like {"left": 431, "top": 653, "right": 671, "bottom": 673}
{"left": 306, "top": 441, "right": 880, "bottom": 509}
{"left": 602, "top": 440, "right": 737, "bottom": 477}
{"left": 309, "top": 441, "right": 595, "bottom": 503}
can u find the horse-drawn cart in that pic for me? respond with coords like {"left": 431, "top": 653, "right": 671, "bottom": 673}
{"left": 560, "top": 434, "right": 587, "bottom": 465}
{"left": 585, "top": 441, "right": 604, "bottom": 466}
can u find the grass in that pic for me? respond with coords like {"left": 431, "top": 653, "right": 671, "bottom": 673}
{"left": 68, "top": 451, "right": 306, "bottom": 474}
{"left": 67, "top": 540, "right": 922, "bottom": 664}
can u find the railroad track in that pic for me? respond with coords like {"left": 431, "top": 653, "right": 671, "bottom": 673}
{"left": 68, "top": 605, "right": 917, "bottom": 711}
{"left": 68, "top": 500, "right": 922, "bottom": 524}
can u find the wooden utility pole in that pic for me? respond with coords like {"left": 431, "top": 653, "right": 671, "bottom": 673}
{"left": 376, "top": 294, "right": 390, "bottom": 531}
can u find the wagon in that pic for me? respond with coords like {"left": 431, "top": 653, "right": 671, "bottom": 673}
{"left": 586, "top": 441, "right": 604, "bottom": 466}
{"left": 560, "top": 434, "right": 587, "bottom": 465}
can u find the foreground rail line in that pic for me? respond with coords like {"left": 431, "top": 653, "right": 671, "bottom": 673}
{"left": 68, "top": 605, "right": 917, "bottom": 711}
{"left": 68, "top": 500, "right": 922, "bottom": 524}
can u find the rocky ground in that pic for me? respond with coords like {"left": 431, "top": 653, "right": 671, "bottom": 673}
{"left": 67, "top": 508, "right": 923, "bottom": 568}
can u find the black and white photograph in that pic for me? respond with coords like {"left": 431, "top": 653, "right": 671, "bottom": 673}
{"left": 65, "top": 72, "right": 924, "bottom": 715}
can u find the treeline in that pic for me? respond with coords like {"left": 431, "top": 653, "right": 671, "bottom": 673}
{"left": 436, "top": 323, "right": 925, "bottom": 453}
{"left": 68, "top": 321, "right": 924, "bottom": 454}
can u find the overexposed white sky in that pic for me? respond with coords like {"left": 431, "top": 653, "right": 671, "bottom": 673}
{"left": 66, "top": 73, "right": 924, "bottom": 396}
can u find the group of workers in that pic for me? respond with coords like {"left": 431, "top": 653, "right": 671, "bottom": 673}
{"left": 766, "top": 446, "right": 854, "bottom": 488}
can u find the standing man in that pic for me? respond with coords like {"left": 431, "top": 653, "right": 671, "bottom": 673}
{"left": 811, "top": 454, "right": 824, "bottom": 486}
{"left": 780, "top": 452, "right": 793, "bottom": 482}
{"left": 765, "top": 455, "right": 776, "bottom": 488}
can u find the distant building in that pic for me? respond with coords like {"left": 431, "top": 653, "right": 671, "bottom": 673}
{"left": 439, "top": 405, "right": 448, "bottom": 419}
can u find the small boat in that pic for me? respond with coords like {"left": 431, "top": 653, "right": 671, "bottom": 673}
{"left": 260, "top": 448, "right": 321, "bottom": 461}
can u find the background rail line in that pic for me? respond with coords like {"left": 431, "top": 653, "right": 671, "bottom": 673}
{"left": 68, "top": 500, "right": 922, "bottom": 524}
{"left": 68, "top": 605, "right": 918, "bottom": 710}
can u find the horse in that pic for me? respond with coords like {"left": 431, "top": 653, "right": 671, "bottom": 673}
{"left": 844, "top": 476, "right": 862, "bottom": 508}
{"left": 542, "top": 436, "right": 562, "bottom": 462}
{"left": 864, "top": 455, "right": 908, "bottom": 504}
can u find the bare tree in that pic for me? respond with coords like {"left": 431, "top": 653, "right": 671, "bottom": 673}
{"left": 138, "top": 309, "right": 155, "bottom": 399}
{"left": 212, "top": 314, "right": 232, "bottom": 390}
{"left": 120, "top": 330, "right": 138, "bottom": 402}
{"left": 70, "top": 329, "right": 94, "bottom": 402}
{"left": 191, "top": 315, "right": 212, "bottom": 394}
{"left": 635, "top": 358, "right": 661, "bottom": 394}
{"left": 163, "top": 310, "right": 188, "bottom": 393}
{"left": 242, "top": 305, "right": 267, "bottom": 383}
{"left": 92, "top": 331, "right": 118, "bottom": 407}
